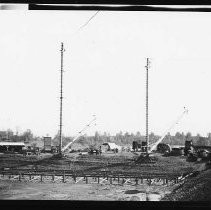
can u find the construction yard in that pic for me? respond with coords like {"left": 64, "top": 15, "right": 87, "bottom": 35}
{"left": 1, "top": 9, "right": 211, "bottom": 205}
{"left": 0, "top": 151, "right": 210, "bottom": 201}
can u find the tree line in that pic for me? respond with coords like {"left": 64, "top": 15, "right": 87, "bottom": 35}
{"left": 53, "top": 131, "right": 211, "bottom": 148}
{"left": 1, "top": 129, "right": 211, "bottom": 147}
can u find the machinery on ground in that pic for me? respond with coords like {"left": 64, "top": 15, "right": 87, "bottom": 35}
{"left": 184, "top": 139, "right": 211, "bottom": 162}
{"left": 23, "top": 146, "right": 40, "bottom": 156}
{"left": 157, "top": 143, "right": 172, "bottom": 154}
{"left": 88, "top": 145, "right": 102, "bottom": 155}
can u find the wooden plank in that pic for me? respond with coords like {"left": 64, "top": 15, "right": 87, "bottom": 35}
{"left": 31, "top": 176, "right": 40, "bottom": 181}
{"left": 148, "top": 179, "right": 152, "bottom": 186}
{"left": 135, "top": 178, "right": 138, "bottom": 185}
{"left": 100, "top": 178, "right": 107, "bottom": 184}
{"left": 76, "top": 177, "right": 84, "bottom": 183}
{"left": 163, "top": 179, "right": 166, "bottom": 185}
{"left": 63, "top": 172, "right": 65, "bottom": 183}
{"left": 110, "top": 177, "right": 112, "bottom": 184}
{"left": 124, "top": 178, "right": 131, "bottom": 184}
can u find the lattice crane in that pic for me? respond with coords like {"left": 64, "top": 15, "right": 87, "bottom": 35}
{"left": 148, "top": 107, "right": 188, "bottom": 153}
{"left": 61, "top": 115, "right": 97, "bottom": 152}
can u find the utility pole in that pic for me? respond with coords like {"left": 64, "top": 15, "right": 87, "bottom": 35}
{"left": 59, "top": 42, "right": 65, "bottom": 156}
{"left": 145, "top": 58, "right": 150, "bottom": 154}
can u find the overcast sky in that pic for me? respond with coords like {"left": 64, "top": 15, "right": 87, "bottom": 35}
{"left": 0, "top": 11, "right": 211, "bottom": 137}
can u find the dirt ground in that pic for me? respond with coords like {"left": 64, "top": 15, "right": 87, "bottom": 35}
{"left": 0, "top": 152, "right": 209, "bottom": 201}
{"left": 0, "top": 179, "right": 176, "bottom": 201}
{"left": 4, "top": 152, "right": 201, "bottom": 176}
{"left": 162, "top": 168, "right": 211, "bottom": 201}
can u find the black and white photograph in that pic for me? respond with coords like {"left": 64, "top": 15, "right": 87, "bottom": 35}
{"left": 0, "top": 4, "right": 211, "bottom": 202}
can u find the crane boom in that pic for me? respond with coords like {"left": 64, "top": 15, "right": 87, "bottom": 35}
{"left": 61, "top": 115, "right": 96, "bottom": 152}
{"left": 148, "top": 107, "right": 188, "bottom": 153}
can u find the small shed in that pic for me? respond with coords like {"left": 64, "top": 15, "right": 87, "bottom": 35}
{"left": 101, "top": 142, "right": 122, "bottom": 152}
{"left": 0, "top": 142, "right": 25, "bottom": 153}
{"left": 43, "top": 137, "right": 52, "bottom": 151}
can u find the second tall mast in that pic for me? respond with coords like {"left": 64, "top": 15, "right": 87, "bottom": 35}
{"left": 145, "top": 58, "right": 150, "bottom": 154}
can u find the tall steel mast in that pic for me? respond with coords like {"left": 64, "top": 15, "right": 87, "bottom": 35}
{"left": 59, "top": 42, "right": 65, "bottom": 156}
{"left": 145, "top": 58, "right": 150, "bottom": 154}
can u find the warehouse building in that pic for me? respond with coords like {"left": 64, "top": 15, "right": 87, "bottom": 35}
{"left": 0, "top": 142, "right": 25, "bottom": 153}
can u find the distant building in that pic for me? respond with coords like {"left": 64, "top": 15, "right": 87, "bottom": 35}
{"left": 101, "top": 142, "right": 122, "bottom": 152}
{"left": 0, "top": 142, "right": 25, "bottom": 153}
{"left": 10, "top": 135, "right": 26, "bottom": 142}
{"left": 0, "top": 131, "right": 8, "bottom": 141}
{"left": 43, "top": 137, "right": 52, "bottom": 152}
